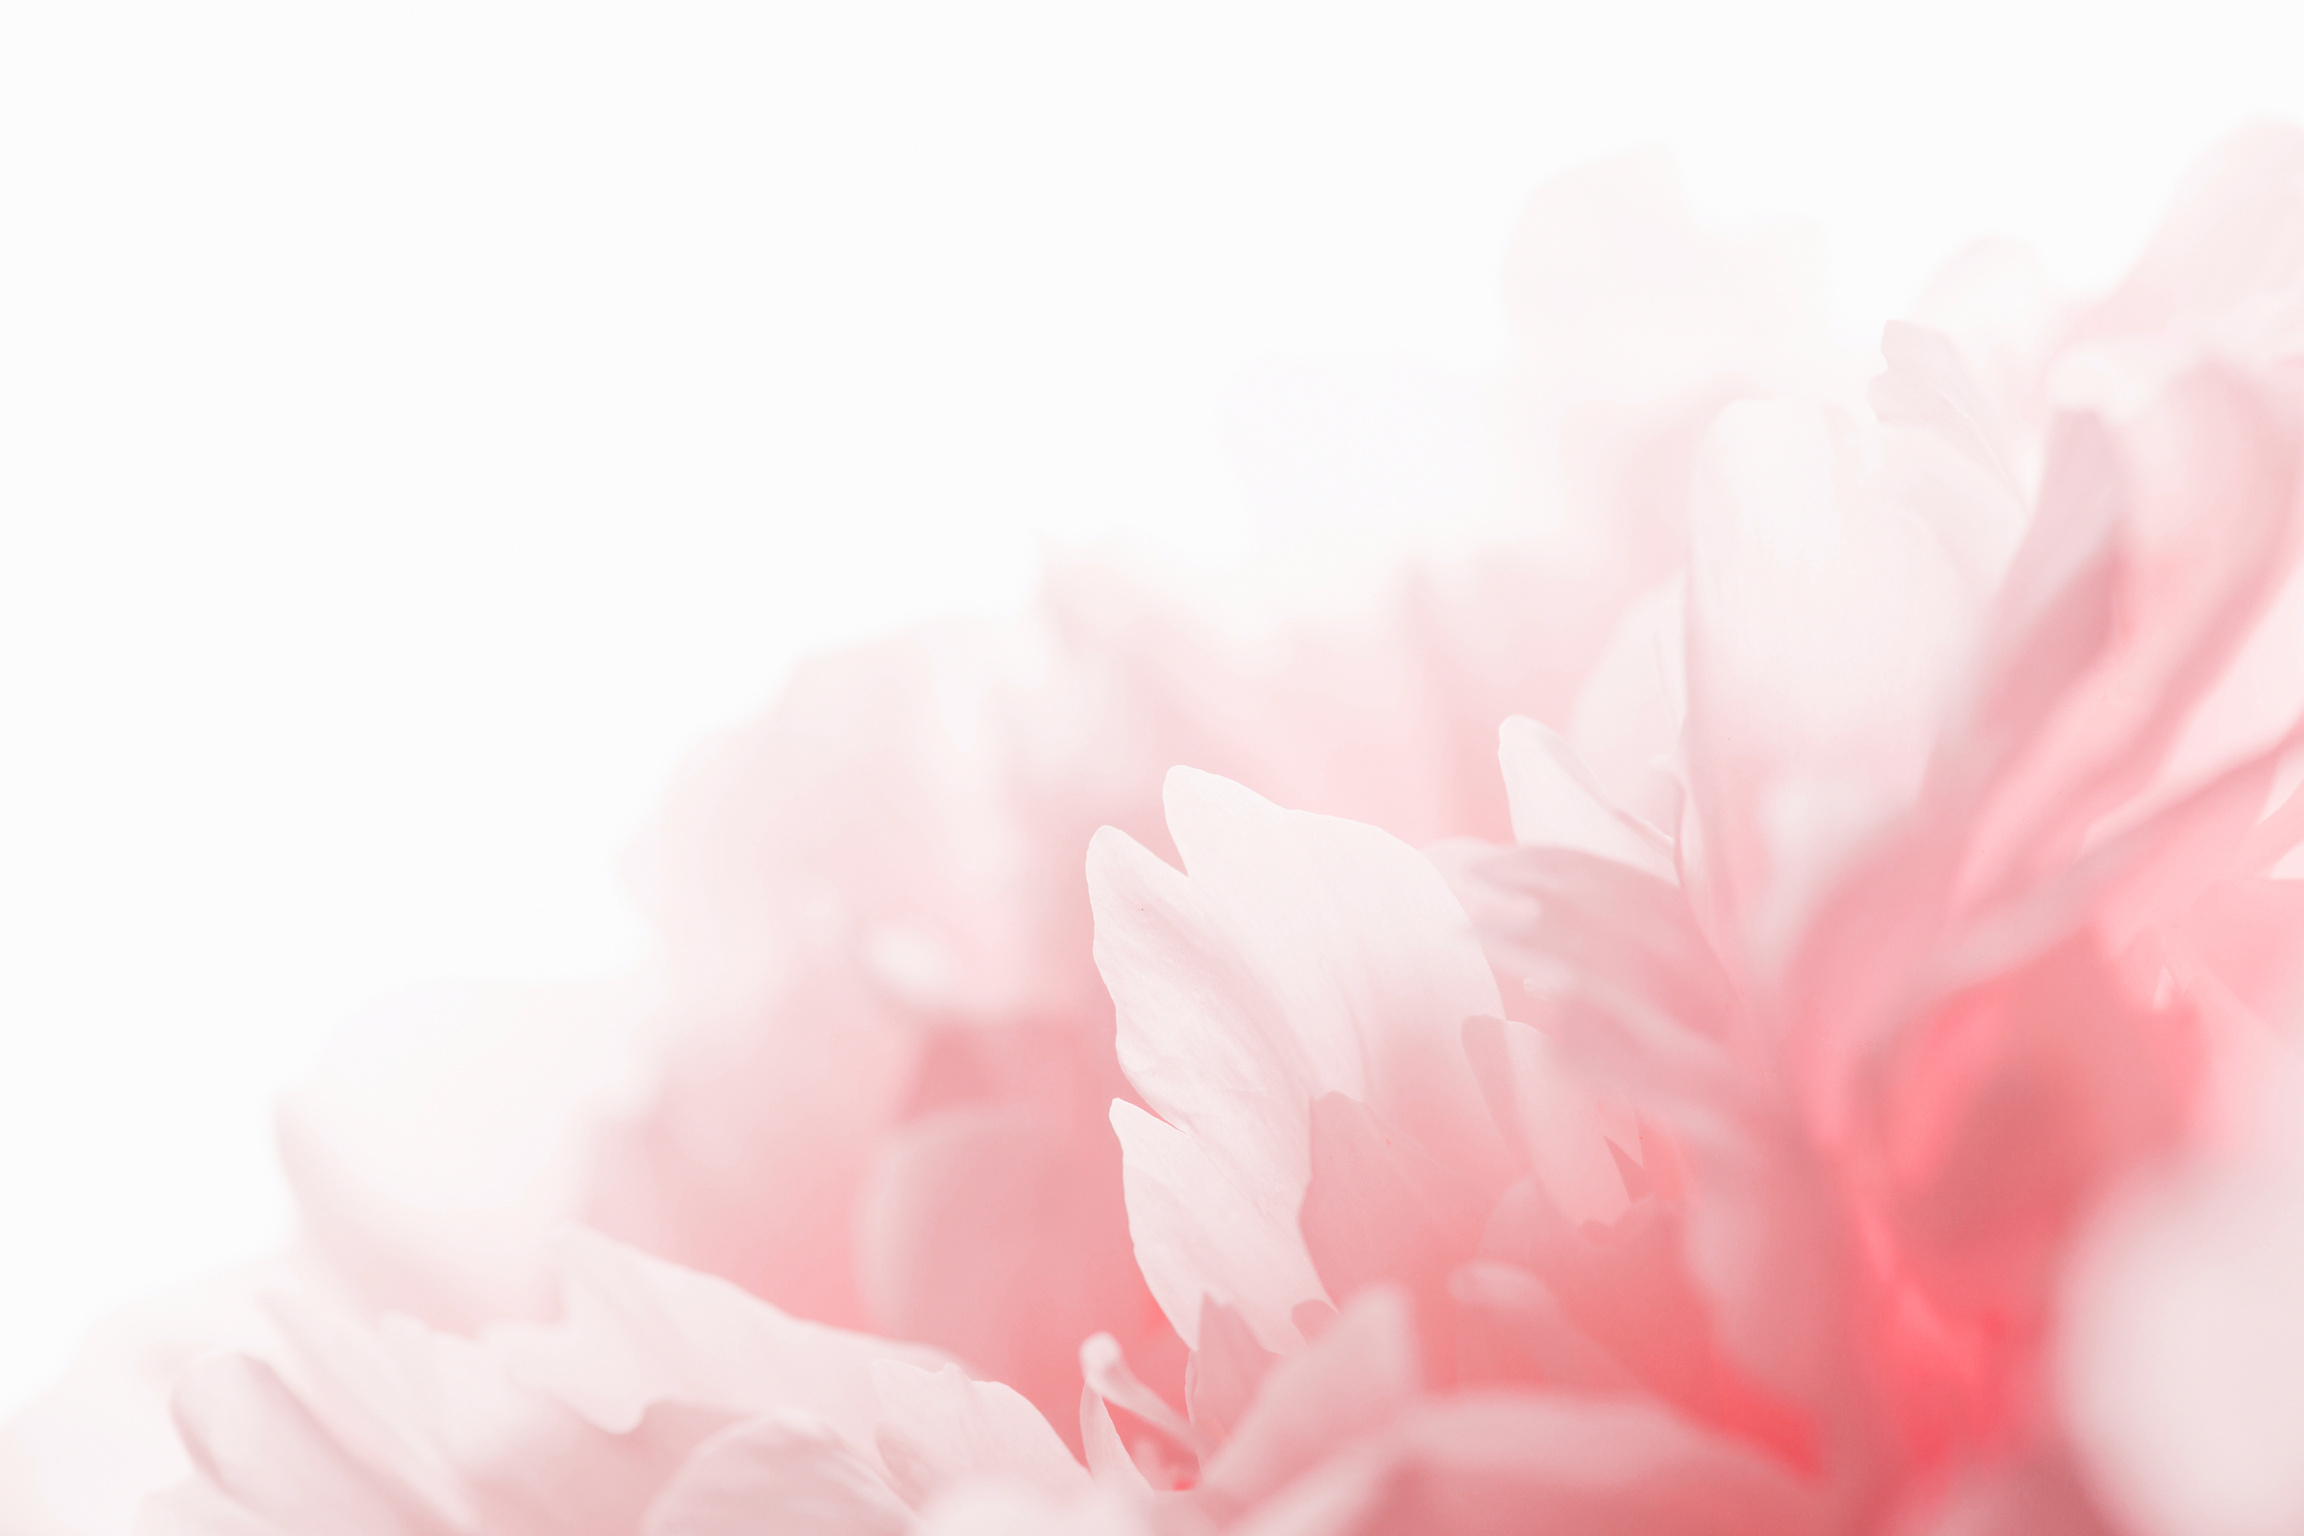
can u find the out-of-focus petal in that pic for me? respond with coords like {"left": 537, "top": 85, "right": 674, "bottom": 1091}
{"left": 1858, "top": 935, "right": 2196, "bottom": 1343}
{"left": 1503, "top": 150, "right": 1826, "bottom": 405}
{"left": 1685, "top": 398, "right": 1981, "bottom": 970}
{"left": 180, "top": 1287, "right": 725, "bottom": 1536}
{"left": 2172, "top": 876, "right": 2304, "bottom": 1030}
{"left": 580, "top": 963, "right": 918, "bottom": 1335}
{"left": 2073, "top": 122, "right": 2304, "bottom": 366}
{"left": 1566, "top": 581, "right": 1689, "bottom": 832}
{"left": 1869, "top": 321, "right": 2028, "bottom": 593}
{"left": 0, "top": 1262, "right": 282, "bottom": 1536}
{"left": 496, "top": 1233, "right": 944, "bottom": 1459}
{"left": 1906, "top": 238, "right": 2064, "bottom": 451}
{"left": 1898, "top": 1454, "right": 2118, "bottom": 1536}
{"left": 167, "top": 1354, "right": 436, "bottom": 1536}
{"left": 1957, "top": 366, "right": 2299, "bottom": 906}
{"left": 2062, "top": 1059, "right": 2304, "bottom": 1536}
{"left": 858, "top": 1075, "right": 1176, "bottom": 1447}
{"left": 1444, "top": 1262, "right": 1640, "bottom": 1395}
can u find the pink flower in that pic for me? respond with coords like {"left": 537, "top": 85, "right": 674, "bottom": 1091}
{"left": 1075, "top": 124, "right": 2304, "bottom": 1532}
{"left": 258, "top": 149, "right": 1815, "bottom": 1455}
{"left": 16, "top": 125, "right": 2304, "bottom": 1536}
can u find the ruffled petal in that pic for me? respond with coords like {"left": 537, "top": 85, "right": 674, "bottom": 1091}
{"left": 1089, "top": 770, "right": 1505, "bottom": 1347}
{"left": 496, "top": 1233, "right": 944, "bottom": 1463}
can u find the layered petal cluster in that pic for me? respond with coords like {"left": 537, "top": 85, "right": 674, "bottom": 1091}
{"left": 9, "top": 128, "right": 2304, "bottom": 1536}
{"left": 140, "top": 1232, "right": 1114, "bottom": 1536}
{"left": 245, "top": 149, "right": 1819, "bottom": 1441}
{"left": 1078, "top": 123, "right": 2304, "bottom": 1535}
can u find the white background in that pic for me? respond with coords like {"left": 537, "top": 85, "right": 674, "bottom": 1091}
{"left": 6, "top": 0, "right": 2304, "bottom": 1413}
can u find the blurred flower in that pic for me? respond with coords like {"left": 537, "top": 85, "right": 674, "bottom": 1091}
{"left": 1079, "top": 122, "right": 2304, "bottom": 1535}
{"left": 10, "top": 127, "right": 2304, "bottom": 1536}
{"left": 264, "top": 149, "right": 1821, "bottom": 1441}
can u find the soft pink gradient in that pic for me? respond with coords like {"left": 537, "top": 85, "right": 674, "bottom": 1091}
{"left": 9, "top": 127, "right": 2304, "bottom": 1536}
{"left": 246, "top": 151, "right": 1816, "bottom": 1441}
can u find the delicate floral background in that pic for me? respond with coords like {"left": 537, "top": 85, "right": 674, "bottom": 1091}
{"left": 11, "top": 5, "right": 2304, "bottom": 1536}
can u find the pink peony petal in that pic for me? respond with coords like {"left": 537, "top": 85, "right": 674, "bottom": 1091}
{"left": 1956, "top": 365, "right": 2300, "bottom": 907}
{"left": 2062, "top": 1059, "right": 2304, "bottom": 1536}
{"left": 1089, "top": 769, "right": 1505, "bottom": 1349}
{"left": 168, "top": 1353, "right": 442, "bottom": 1536}
{"left": 497, "top": 1233, "right": 945, "bottom": 1459}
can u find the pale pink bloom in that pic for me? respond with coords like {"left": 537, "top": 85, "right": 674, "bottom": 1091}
{"left": 564, "top": 552, "right": 1661, "bottom": 1433}
{"left": 1082, "top": 125, "right": 2304, "bottom": 1533}
{"left": 263, "top": 148, "right": 1819, "bottom": 1458}
{"left": 23, "top": 125, "right": 2304, "bottom": 1536}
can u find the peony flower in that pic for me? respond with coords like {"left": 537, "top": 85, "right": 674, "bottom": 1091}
{"left": 12, "top": 125, "right": 2304, "bottom": 1536}
{"left": 245, "top": 148, "right": 1824, "bottom": 1452}
{"left": 1071, "top": 122, "right": 2304, "bottom": 1533}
